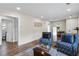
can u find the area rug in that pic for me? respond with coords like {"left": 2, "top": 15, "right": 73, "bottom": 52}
{"left": 15, "top": 45, "right": 67, "bottom": 56}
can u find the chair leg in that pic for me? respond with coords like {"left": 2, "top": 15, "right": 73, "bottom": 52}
{"left": 76, "top": 47, "right": 78, "bottom": 55}
{"left": 77, "top": 47, "right": 78, "bottom": 54}
{"left": 74, "top": 47, "right": 78, "bottom": 56}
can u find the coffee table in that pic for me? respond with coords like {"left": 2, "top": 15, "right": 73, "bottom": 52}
{"left": 33, "top": 45, "right": 67, "bottom": 56}
{"left": 33, "top": 47, "right": 51, "bottom": 56}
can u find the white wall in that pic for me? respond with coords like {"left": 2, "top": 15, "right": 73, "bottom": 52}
{"left": 19, "top": 16, "right": 47, "bottom": 45}
{"left": 7, "top": 22, "right": 13, "bottom": 42}
{"left": 45, "top": 21, "right": 51, "bottom": 32}
{"left": 0, "top": 10, "right": 47, "bottom": 46}
{"left": 66, "top": 18, "right": 78, "bottom": 33}
{"left": 50, "top": 20, "right": 66, "bottom": 32}
{"left": 66, "top": 17, "right": 79, "bottom": 43}
{"left": 13, "top": 18, "right": 18, "bottom": 42}
{"left": 1, "top": 17, "right": 17, "bottom": 42}
{"left": 0, "top": 17, "right": 2, "bottom": 45}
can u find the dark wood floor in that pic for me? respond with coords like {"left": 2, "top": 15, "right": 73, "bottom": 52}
{"left": 0, "top": 40, "right": 79, "bottom": 56}
{"left": 77, "top": 45, "right": 79, "bottom": 56}
{"left": 0, "top": 40, "right": 39, "bottom": 56}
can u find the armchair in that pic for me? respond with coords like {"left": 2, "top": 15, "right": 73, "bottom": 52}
{"left": 39, "top": 32, "right": 53, "bottom": 51}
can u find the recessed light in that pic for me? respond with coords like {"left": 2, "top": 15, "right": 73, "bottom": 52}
{"left": 41, "top": 16, "right": 43, "bottom": 18}
{"left": 56, "top": 19, "right": 58, "bottom": 20}
{"left": 16, "top": 7, "right": 21, "bottom": 10}
{"left": 66, "top": 8, "right": 71, "bottom": 12}
{"left": 2, "top": 23, "right": 6, "bottom": 27}
{"left": 69, "top": 16, "right": 72, "bottom": 18}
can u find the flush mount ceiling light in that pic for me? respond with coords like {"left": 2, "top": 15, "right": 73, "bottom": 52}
{"left": 49, "top": 19, "right": 53, "bottom": 21}
{"left": 69, "top": 16, "right": 72, "bottom": 18}
{"left": 41, "top": 16, "right": 43, "bottom": 18}
{"left": 66, "top": 3, "right": 71, "bottom": 12}
{"left": 2, "top": 23, "right": 6, "bottom": 27}
{"left": 16, "top": 7, "right": 21, "bottom": 10}
{"left": 66, "top": 8, "right": 71, "bottom": 12}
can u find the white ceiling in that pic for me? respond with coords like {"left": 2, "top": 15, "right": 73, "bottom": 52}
{"left": 0, "top": 3, "right": 79, "bottom": 21}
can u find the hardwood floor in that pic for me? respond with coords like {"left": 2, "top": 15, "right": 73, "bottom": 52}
{"left": 77, "top": 45, "right": 79, "bottom": 56}
{"left": 0, "top": 40, "right": 39, "bottom": 56}
{"left": 0, "top": 40, "right": 79, "bottom": 56}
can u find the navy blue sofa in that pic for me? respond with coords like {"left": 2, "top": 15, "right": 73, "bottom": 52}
{"left": 57, "top": 34, "right": 78, "bottom": 56}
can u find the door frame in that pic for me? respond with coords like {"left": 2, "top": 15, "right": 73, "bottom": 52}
{"left": 0, "top": 16, "right": 19, "bottom": 46}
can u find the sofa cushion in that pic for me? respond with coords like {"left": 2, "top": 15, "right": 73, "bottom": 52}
{"left": 41, "top": 38, "right": 49, "bottom": 45}
{"left": 61, "top": 34, "right": 66, "bottom": 42}
{"left": 66, "top": 34, "right": 74, "bottom": 44}
{"left": 57, "top": 41, "right": 72, "bottom": 49}
{"left": 61, "top": 34, "right": 74, "bottom": 44}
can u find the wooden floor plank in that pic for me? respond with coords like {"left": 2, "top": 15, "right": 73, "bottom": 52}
{"left": 0, "top": 40, "right": 39, "bottom": 56}
{"left": 0, "top": 40, "right": 79, "bottom": 56}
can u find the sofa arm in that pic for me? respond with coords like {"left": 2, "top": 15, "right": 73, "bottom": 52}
{"left": 39, "top": 38, "right": 42, "bottom": 43}
{"left": 56, "top": 40, "right": 62, "bottom": 47}
{"left": 57, "top": 39, "right": 62, "bottom": 43}
{"left": 73, "top": 34, "right": 78, "bottom": 48}
{"left": 72, "top": 41, "right": 78, "bottom": 50}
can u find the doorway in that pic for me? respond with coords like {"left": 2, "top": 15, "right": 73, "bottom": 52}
{"left": 1, "top": 16, "right": 18, "bottom": 46}
{"left": 0, "top": 16, "right": 19, "bottom": 55}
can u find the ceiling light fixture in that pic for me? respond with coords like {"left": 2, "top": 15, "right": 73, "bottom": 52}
{"left": 41, "top": 16, "right": 43, "bottom": 18}
{"left": 16, "top": 7, "right": 21, "bottom": 10}
{"left": 66, "top": 3, "right": 70, "bottom": 5}
{"left": 69, "top": 16, "right": 72, "bottom": 18}
{"left": 2, "top": 23, "right": 6, "bottom": 27}
{"left": 66, "top": 8, "right": 71, "bottom": 12}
